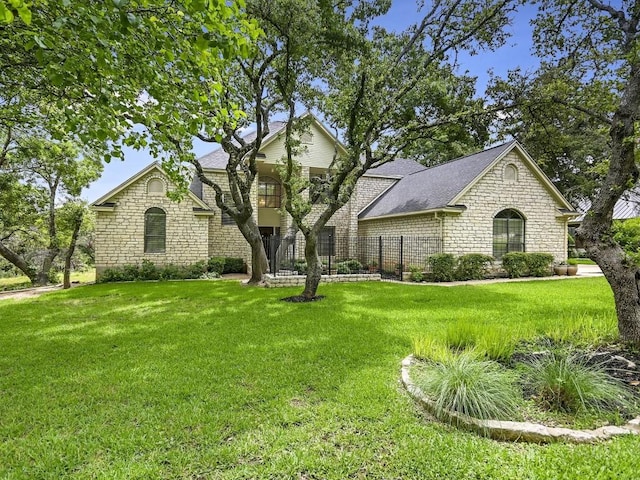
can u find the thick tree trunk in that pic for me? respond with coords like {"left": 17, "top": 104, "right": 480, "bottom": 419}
{"left": 302, "top": 234, "right": 322, "bottom": 299}
{"left": 236, "top": 216, "right": 269, "bottom": 284}
{"left": 0, "top": 241, "right": 37, "bottom": 284}
{"left": 63, "top": 211, "right": 83, "bottom": 289}
{"left": 577, "top": 61, "right": 640, "bottom": 345}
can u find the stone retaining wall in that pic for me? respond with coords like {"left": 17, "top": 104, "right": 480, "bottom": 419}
{"left": 264, "top": 273, "right": 381, "bottom": 287}
{"left": 401, "top": 355, "right": 640, "bottom": 443}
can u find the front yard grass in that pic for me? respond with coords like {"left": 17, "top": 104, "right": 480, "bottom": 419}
{"left": 0, "top": 269, "right": 95, "bottom": 291}
{"left": 1, "top": 277, "right": 638, "bottom": 479}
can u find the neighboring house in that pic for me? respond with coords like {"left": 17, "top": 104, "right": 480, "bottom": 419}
{"left": 91, "top": 116, "right": 578, "bottom": 277}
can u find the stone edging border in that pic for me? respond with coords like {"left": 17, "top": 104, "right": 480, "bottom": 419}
{"left": 401, "top": 354, "right": 640, "bottom": 443}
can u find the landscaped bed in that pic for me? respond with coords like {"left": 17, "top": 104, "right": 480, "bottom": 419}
{"left": 1, "top": 278, "right": 639, "bottom": 478}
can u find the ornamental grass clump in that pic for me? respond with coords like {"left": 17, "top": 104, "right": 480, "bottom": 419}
{"left": 417, "top": 351, "right": 522, "bottom": 421}
{"left": 526, "top": 352, "right": 634, "bottom": 414}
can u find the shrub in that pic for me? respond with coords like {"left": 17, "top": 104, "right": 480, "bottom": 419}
{"left": 140, "top": 259, "right": 161, "bottom": 280}
{"left": 408, "top": 265, "right": 424, "bottom": 282}
{"left": 428, "top": 254, "right": 456, "bottom": 282}
{"left": 455, "top": 254, "right": 493, "bottom": 281}
{"left": 525, "top": 352, "right": 634, "bottom": 414}
{"left": 336, "top": 259, "right": 362, "bottom": 274}
{"left": 501, "top": 252, "right": 528, "bottom": 278}
{"left": 223, "top": 257, "right": 245, "bottom": 274}
{"left": 612, "top": 217, "right": 640, "bottom": 264}
{"left": 293, "top": 260, "right": 307, "bottom": 274}
{"left": 526, "top": 253, "right": 554, "bottom": 277}
{"left": 185, "top": 261, "right": 208, "bottom": 278}
{"left": 207, "top": 257, "right": 225, "bottom": 274}
{"left": 416, "top": 351, "right": 521, "bottom": 421}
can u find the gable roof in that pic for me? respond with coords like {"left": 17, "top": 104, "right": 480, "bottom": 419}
{"left": 91, "top": 162, "right": 212, "bottom": 211}
{"left": 359, "top": 141, "right": 575, "bottom": 220}
{"left": 196, "top": 112, "right": 348, "bottom": 170}
{"left": 197, "top": 121, "right": 287, "bottom": 169}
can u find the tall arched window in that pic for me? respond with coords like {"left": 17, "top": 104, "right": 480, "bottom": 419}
{"left": 144, "top": 207, "right": 166, "bottom": 253}
{"left": 258, "top": 176, "right": 281, "bottom": 208}
{"left": 493, "top": 209, "right": 524, "bottom": 259}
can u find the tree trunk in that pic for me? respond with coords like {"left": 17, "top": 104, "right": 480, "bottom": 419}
{"left": 0, "top": 241, "right": 37, "bottom": 284}
{"left": 302, "top": 234, "right": 322, "bottom": 299}
{"left": 577, "top": 61, "right": 640, "bottom": 345}
{"left": 275, "top": 224, "right": 298, "bottom": 272}
{"left": 236, "top": 216, "right": 269, "bottom": 284}
{"left": 63, "top": 211, "right": 84, "bottom": 289}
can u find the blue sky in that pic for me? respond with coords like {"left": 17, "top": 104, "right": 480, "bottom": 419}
{"left": 84, "top": 1, "right": 539, "bottom": 202}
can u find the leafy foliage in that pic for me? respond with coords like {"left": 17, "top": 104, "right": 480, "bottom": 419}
{"left": 98, "top": 260, "right": 209, "bottom": 283}
{"left": 428, "top": 254, "right": 457, "bottom": 282}
{"left": 526, "top": 253, "right": 554, "bottom": 277}
{"left": 501, "top": 252, "right": 529, "bottom": 278}
{"left": 455, "top": 254, "right": 493, "bottom": 281}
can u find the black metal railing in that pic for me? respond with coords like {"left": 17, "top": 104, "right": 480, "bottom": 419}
{"left": 262, "top": 235, "right": 442, "bottom": 280}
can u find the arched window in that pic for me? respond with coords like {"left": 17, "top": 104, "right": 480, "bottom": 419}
{"left": 258, "top": 176, "right": 281, "bottom": 208}
{"left": 147, "top": 178, "right": 164, "bottom": 194}
{"left": 144, "top": 207, "right": 166, "bottom": 253}
{"left": 493, "top": 209, "right": 524, "bottom": 259}
{"left": 504, "top": 164, "right": 518, "bottom": 182}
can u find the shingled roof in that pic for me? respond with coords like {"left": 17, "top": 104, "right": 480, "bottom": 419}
{"left": 359, "top": 141, "right": 518, "bottom": 220}
{"left": 196, "top": 121, "right": 287, "bottom": 170}
{"left": 365, "top": 158, "right": 426, "bottom": 177}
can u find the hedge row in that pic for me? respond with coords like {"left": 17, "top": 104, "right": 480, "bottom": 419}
{"left": 424, "top": 252, "right": 555, "bottom": 282}
{"left": 98, "top": 257, "right": 246, "bottom": 283}
{"left": 426, "top": 253, "right": 494, "bottom": 282}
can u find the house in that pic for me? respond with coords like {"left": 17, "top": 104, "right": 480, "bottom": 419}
{"left": 91, "top": 116, "right": 578, "bottom": 278}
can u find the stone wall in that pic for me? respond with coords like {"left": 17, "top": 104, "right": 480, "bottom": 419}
{"left": 445, "top": 151, "right": 567, "bottom": 260}
{"left": 94, "top": 170, "right": 210, "bottom": 277}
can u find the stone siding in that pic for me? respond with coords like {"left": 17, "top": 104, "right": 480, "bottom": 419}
{"left": 200, "top": 171, "right": 252, "bottom": 265}
{"left": 445, "top": 151, "right": 567, "bottom": 260}
{"left": 94, "top": 170, "right": 209, "bottom": 276}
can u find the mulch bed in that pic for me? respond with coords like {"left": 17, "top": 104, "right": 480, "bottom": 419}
{"left": 281, "top": 295, "right": 326, "bottom": 303}
{"left": 511, "top": 343, "right": 640, "bottom": 395}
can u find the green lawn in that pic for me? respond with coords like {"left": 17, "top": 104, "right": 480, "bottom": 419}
{"left": 0, "top": 278, "right": 637, "bottom": 479}
{"left": 0, "top": 269, "right": 95, "bottom": 291}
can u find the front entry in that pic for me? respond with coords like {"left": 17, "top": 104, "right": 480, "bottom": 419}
{"left": 260, "top": 227, "right": 281, "bottom": 273}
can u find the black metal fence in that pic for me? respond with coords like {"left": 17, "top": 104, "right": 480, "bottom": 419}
{"left": 262, "top": 235, "right": 442, "bottom": 280}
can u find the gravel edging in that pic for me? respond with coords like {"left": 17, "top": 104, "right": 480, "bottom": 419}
{"left": 401, "top": 355, "right": 640, "bottom": 443}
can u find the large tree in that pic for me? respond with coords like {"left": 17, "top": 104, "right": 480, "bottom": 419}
{"left": 526, "top": 0, "right": 640, "bottom": 344}
{"left": 280, "top": 0, "right": 516, "bottom": 299}
{"left": 487, "top": 68, "right": 613, "bottom": 202}
{"left": 0, "top": 136, "right": 102, "bottom": 285}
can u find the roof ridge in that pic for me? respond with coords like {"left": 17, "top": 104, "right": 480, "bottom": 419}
{"left": 405, "top": 140, "right": 517, "bottom": 176}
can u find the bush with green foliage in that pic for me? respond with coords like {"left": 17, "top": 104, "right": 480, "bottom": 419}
{"left": 336, "top": 259, "right": 362, "bottom": 274}
{"left": 207, "top": 257, "right": 225, "bottom": 274}
{"left": 99, "top": 260, "right": 214, "bottom": 283}
{"left": 408, "top": 265, "right": 424, "bottom": 282}
{"left": 525, "top": 253, "right": 554, "bottom": 277}
{"left": 292, "top": 260, "right": 307, "bottom": 274}
{"left": 428, "top": 253, "right": 456, "bottom": 282}
{"left": 525, "top": 352, "right": 634, "bottom": 414}
{"left": 501, "top": 252, "right": 529, "bottom": 278}
{"left": 416, "top": 351, "right": 521, "bottom": 421}
{"left": 223, "top": 257, "right": 245, "bottom": 274}
{"left": 612, "top": 218, "right": 640, "bottom": 264}
{"left": 455, "top": 254, "right": 493, "bottom": 280}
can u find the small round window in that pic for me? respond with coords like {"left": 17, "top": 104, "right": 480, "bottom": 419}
{"left": 504, "top": 164, "right": 518, "bottom": 182}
